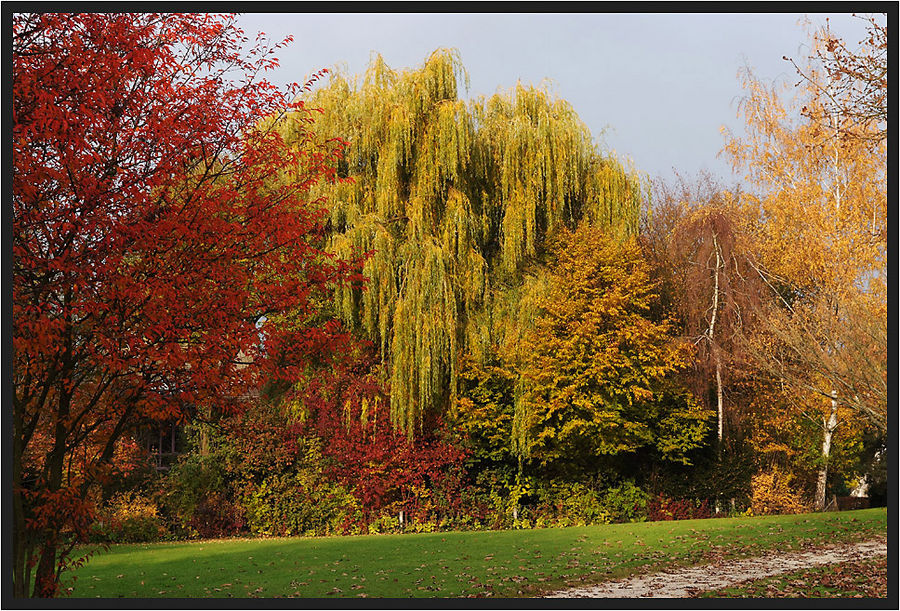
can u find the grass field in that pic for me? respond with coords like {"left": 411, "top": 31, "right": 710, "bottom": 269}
{"left": 67, "top": 507, "right": 886, "bottom": 598}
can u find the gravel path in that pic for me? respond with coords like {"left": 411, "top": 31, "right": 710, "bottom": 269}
{"left": 545, "top": 537, "right": 887, "bottom": 598}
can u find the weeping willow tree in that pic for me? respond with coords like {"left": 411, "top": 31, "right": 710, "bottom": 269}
{"left": 275, "top": 49, "right": 647, "bottom": 436}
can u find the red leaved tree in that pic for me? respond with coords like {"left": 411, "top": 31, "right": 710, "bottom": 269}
{"left": 13, "top": 13, "right": 352, "bottom": 597}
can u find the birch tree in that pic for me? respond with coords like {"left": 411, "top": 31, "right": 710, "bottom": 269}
{"left": 723, "top": 20, "right": 887, "bottom": 508}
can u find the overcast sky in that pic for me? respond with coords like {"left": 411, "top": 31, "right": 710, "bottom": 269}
{"left": 235, "top": 11, "right": 875, "bottom": 187}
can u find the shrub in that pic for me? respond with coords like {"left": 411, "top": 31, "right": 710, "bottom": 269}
{"left": 646, "top": 494, "right": 711, "bottom": 521}
{"left": 526, "top": 480, "right": 651, "bottom": 526}
{"left": 531, "top": 480, "right": 614, "bottom": 526}
{"left": 560, "top": 482, "right": 610, "bottom": 525}
{"left": 598, "top": 480, "right": 650, "bottom": 523}
{"left": 750, "top": 466, "right": 810, "bottom": 515}
{"left": 157, "top": 449, "right": 229, "bottom": 534}
{"left": 367, "top": 512, "right": 401, "bottom": 534}
{"left": 242, "top": 472, "right": 362, "bottom": 537}
{"left": 91, "top": 491, "right": 167, "bottom": 543}
{"left": 187, "top": 491, "right": 246, "bottom": 539}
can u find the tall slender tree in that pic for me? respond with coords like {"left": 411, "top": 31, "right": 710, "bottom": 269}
{"left": 723, "top": 19, "right": 887, "bottom": 508}
{"left": 647, "top": 175, "right": 759, "bottom": 451}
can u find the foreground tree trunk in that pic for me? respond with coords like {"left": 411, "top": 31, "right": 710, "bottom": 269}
{"left": 12, "top": 431, "right": 31, "bottom": 598}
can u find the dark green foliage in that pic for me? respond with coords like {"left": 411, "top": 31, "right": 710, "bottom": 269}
{"left": 528, "top": 479, "right": 650, "bottom": 526}
{"left": 449, "top": 355, "right": 517, "bottom": 466}
{"left": 158, "top": 447, "right": 229, "bottom": 535}
{"left": 640, "top": 437, "right": 757, "bottom": 511}
{"left": 597, "top": 481, "right": 651, "bottom": 523}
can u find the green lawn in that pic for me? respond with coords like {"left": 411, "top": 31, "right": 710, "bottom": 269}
{"left": 68, "top": 508, "right": 886, "bottom": 598}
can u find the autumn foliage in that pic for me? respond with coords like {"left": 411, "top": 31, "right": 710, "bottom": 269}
{"left": 11, "top": 11, "right": 888, "bottom": 599}
{"left": 293, "top": 342, "right": 472, "bottom": 525}
{"left": 12, "top": 13, "right": 351, "bottom": 597}
{"left": 514, "top": 225, "right": 711, "bottom": 467}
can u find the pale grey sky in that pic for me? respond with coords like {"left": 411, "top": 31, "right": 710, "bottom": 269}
{"left": 235, "top": 11, "right": 876, "bottom": 186}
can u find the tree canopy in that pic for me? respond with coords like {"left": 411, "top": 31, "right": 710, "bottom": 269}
{"left": 513, "top": 225, "right": 711, "bottom": 468}
{"left": 276, "top": 49, "right": 648, "bottom": 435}
{"left": 12, "top": 12, "right": 351, "bottom": 597}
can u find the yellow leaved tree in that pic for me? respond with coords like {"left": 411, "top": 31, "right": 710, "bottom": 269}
{"left": 277, "top": 49, "right": 646, "bottom": 436}
{"left": 512, "top": 224, "right": 712, "bottom": 469}
{"left": 723, "top": 17, "right": 887, "bottom": 509}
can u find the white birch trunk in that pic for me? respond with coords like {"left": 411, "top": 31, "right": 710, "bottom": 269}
{"left": 710, "top": 235, "right": 724, "bottom": 445}
{"left": 709, "top": 235, "right": 725, "bottom": 514}
{"left": 815, "top": 390, "right": 839, "bottom": 511}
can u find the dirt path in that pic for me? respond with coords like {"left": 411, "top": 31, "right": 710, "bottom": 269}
{"left": 545, "top": 537, "right": 887, "bottom": 598}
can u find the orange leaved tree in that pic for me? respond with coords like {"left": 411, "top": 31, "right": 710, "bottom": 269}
{"left": 722, "top": 17, "right": 887, "bottom": 509}
{"left": 513, "top": 225, "right": 712, "bottom": 471}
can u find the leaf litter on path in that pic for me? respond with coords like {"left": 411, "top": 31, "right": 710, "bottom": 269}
{"left": 545, "top": 537, "right": 886, "bottom": 598}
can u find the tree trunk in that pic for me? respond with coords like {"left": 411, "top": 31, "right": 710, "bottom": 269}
{"left": 715, "top": 353, "right": 724, "bottom": 445}
{"left": 714, "top": 352, "right": 725, "bottom": 513}
{"left": 12, "top": 426, "right": 30, "bottom": 598}
{"left": 199, "top": 403, "right": 211, "bottom": 456}
{"left": 32, "top": 319, "right": 73, "bottom": 598}
{"left": 710, "top": 235, "right": 725, "bottom": 514}
{"left": 710, "top": 235, "right": 724, "bottom": 446}
{"left": 33, "top": 542, "right": 59, "bottom": 598}
{"left": 815, "top": 112, "right": 843, "bottom": 512}
{"left": 200, "top": 423, "right": 210, "bottom": 456}
{"left": 815, "top": 391, "right": 839, "bottom": 511}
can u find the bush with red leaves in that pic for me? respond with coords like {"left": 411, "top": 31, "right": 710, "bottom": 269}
{"left": 646, "top": 494, "right": 712, "bottom": 521}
